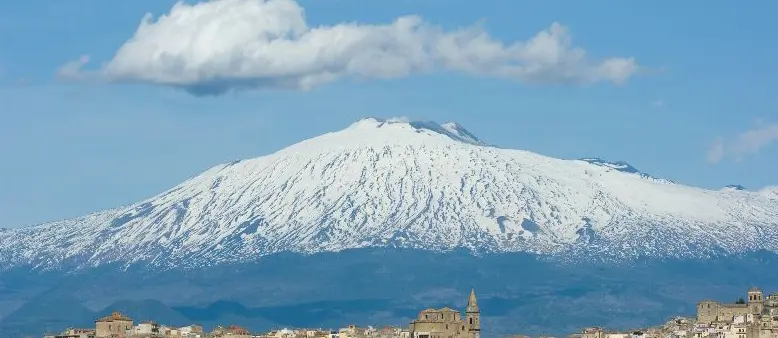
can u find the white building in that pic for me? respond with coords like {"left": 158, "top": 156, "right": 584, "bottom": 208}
{"left": 132, "top": 321, "right": 160, "bottom": 335}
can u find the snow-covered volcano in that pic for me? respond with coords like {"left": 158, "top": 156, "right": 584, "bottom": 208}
{"left": 2, "top": 118, "right": 777, "bottom": 270}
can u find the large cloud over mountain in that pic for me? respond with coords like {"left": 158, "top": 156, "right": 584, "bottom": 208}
{"left": 64, "top": 0, "right": 639, "bottom": 96}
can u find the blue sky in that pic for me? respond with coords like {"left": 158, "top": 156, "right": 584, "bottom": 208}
{"left": 1, "top": 0, "right": 777, "bottom": 228}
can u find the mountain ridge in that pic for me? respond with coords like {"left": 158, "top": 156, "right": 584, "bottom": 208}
{"left": 577, "top": 157, "right": 675, "bottom": 184}
{"left": 1, "top": 118, "right": 777, "bottom": 271}
{"left": 722, "top": 184, "right": 747, "bottom": 192}
{"left": 5, "top": 248, "right": 778, "bottom": 337}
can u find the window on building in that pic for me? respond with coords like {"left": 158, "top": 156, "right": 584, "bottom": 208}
{"left": 469, "top": 318, "right": 473, "bottom": 325}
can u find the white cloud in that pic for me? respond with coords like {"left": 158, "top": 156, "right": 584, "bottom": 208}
{"left": 386, "top": 116, "right": 411, "bottom": 123}
{"left": 57, "top": 55, "right": 91, "bottom": 80}
{"left": 67, "top": 0, "right": 639, "bottom": 96}
{"left": 761, "top": 186, "right": 778, "bottom": 199}
{"left": 651, "top": 99, "right": 665, "bottom": 107}
{"left": 707, "top": 122, "right": 778, "bottom": 164}
{"left": 706, "top": 138, "right": 725, "bottom": 164}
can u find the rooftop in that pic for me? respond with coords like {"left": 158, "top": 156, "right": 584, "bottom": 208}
{"left": 95, "top": 311, "right": 133, "bottom": 323}
{"left": 419, "top": 307, "right": 460, "bottom": 314}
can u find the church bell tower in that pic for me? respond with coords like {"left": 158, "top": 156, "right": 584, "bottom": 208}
{"left": 466, "top": 288, "right": 480, "bottom": 338}
{"left": 748, "top": 287, "right": 765, "bottom": 315}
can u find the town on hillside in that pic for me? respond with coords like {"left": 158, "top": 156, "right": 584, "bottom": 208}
{"left": 42, "top": 287, "right": 778, "bottom": 338}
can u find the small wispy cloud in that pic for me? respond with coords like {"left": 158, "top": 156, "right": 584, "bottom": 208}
{"left": 707, "top": 122, "right": 778, "bottom": 164}
{"left": 761, "top": 186, "right": 778, "bottom": 199}
{"left": 651, "top": 99, "right": 665, "bottom": 107}
{"left": 386, "top": 116, "right": 411, "bottom": 123}
{"left": 706, "top": 138, "right": 725, "bottom": 163}
{"left": 57, "top": 55, "right": 91, "bottom": 80}
{"left": 57, "top": 0, "right": 640, "bottom": 96}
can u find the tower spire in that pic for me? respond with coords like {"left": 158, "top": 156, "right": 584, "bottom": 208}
{"left": 466, "top": 288, "right": 480, "bottom": 338}
{"left": 467, "top": 288, "right": 479, "bottom": 313}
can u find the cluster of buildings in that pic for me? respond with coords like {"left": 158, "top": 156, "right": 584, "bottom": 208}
{"left": 693, "top": 287, "right": 778, "bottom": 338}
{"left": 44, "top": 290, "right": 482, "bottom": 338}
{"left": 43, "top": 287, "right": 778, "bottom": 338}
{"left": 570, "top": 317, "right": 699, "bottom": 338}
{"left": 568, "top": 287, "right": 778, "bottom": 338}
{"left": 45, "top": 311, "right": 206, "bottom": 338}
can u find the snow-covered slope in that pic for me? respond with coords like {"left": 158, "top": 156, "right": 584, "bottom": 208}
{"left": 2, "top": 118, "right": 777, "bottom": 270}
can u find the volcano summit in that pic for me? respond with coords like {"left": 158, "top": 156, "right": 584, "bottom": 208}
{"left": 2, "top": 118, "right": 777, "bottom": 271}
